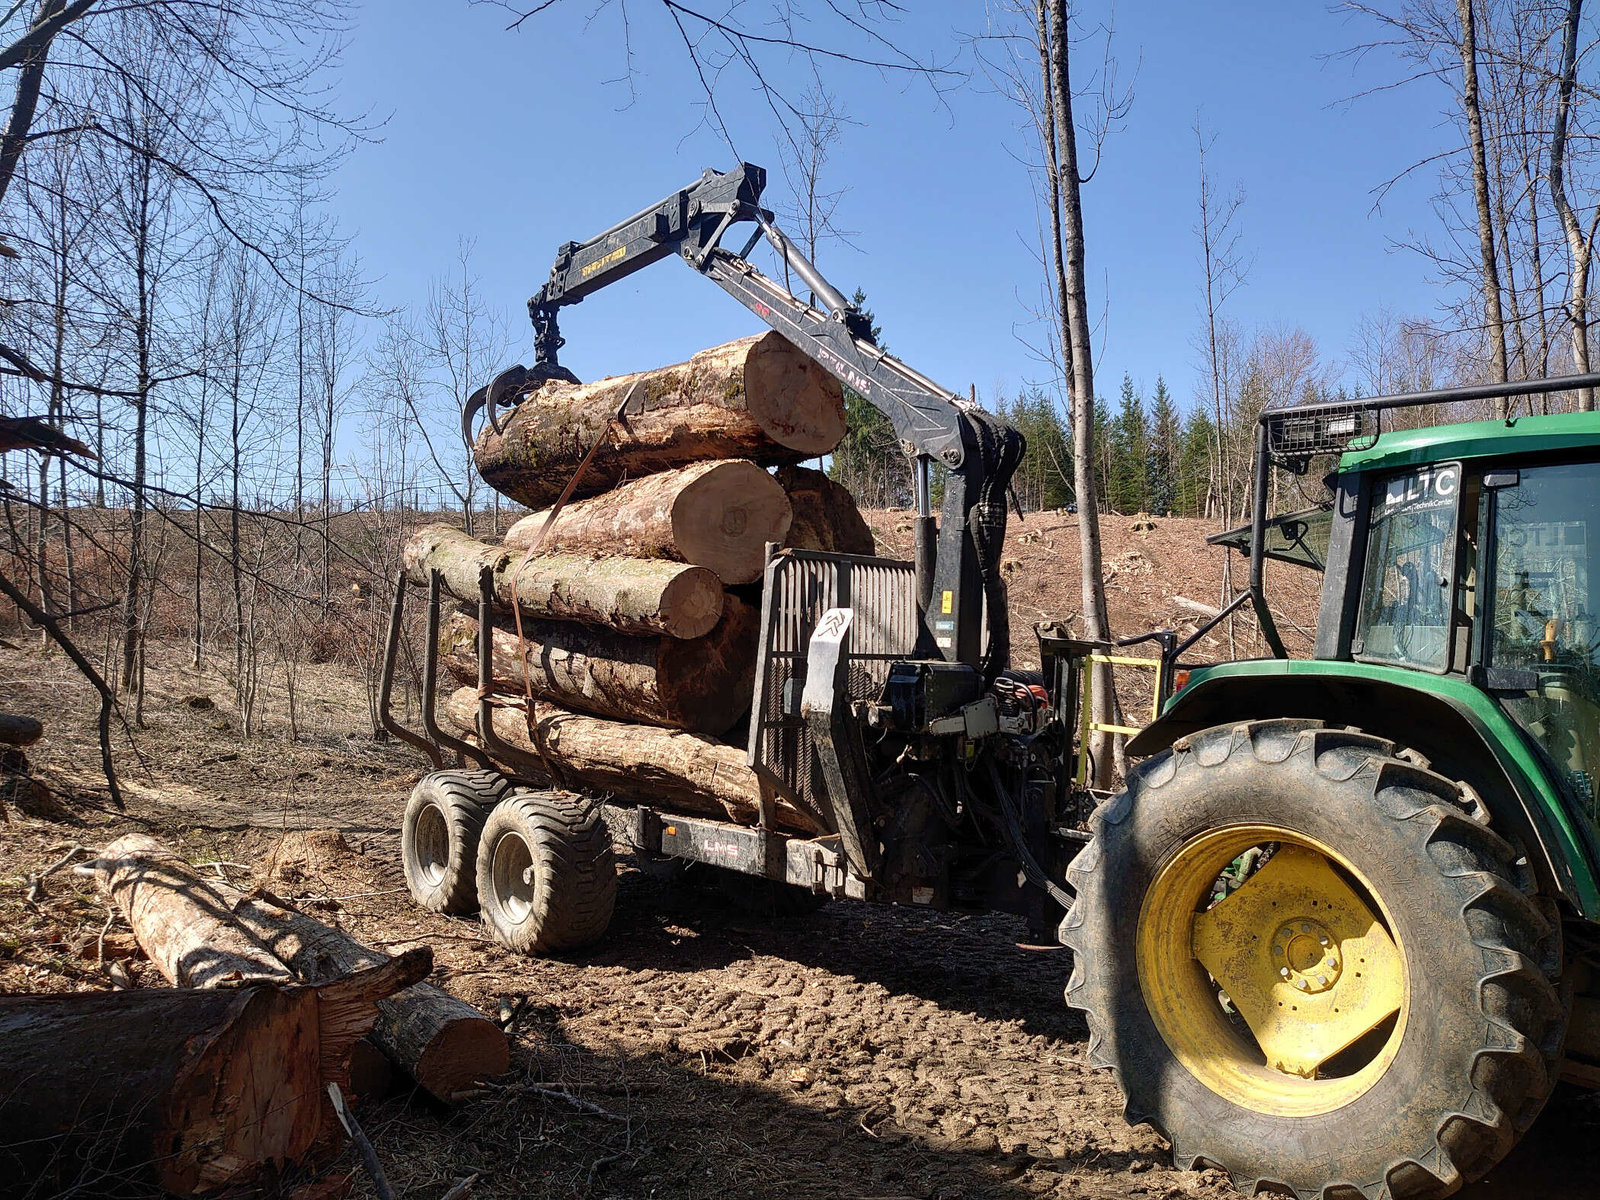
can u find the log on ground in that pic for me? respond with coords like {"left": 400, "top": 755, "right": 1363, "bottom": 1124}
{"left": 442, "top": 688, "right": 823, "bottom": 835}
{"left": 211, "top": 880, "right": 509, "bottom": 1103}
{"left": 475, "top": 332, "right": 845, "bottom": 508}
{"left": 93, "top": 834, "right": 506, "bottom": 1103}
{"left": 440, "top": 595, "right": 759, "bottom": 736}
{"left": 505, "top": 459, "right": 792, "bottom": 585}
{"left": 777, "top": 465, "right": 877, "bottom": 557}
{"left": 403, "top": 523, "right": 722, "bottom": 639}
{"left": 93, "top": 833, "right": 293, "bottom": 988}
{"left": 0, "top": 952, "right": 428, "bottom": 1196}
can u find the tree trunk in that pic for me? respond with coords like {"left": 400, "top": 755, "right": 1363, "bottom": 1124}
{"left": 440, "top": 597, "right": 759, "bottom": 736}
{"left": 1046, "top": 0, "right": 1120, "bottom": 786}
{"left": 404, "top": 524, "right": 724, "bottom": 640}
{"left": 475, "top": 333, "right": 845, "bottom": 508}
{"left": 1458, "top": 0, "right": 1512, "bottom": 411}
{"left": 1549, "top": 0, "right": 1595, "bottom": 411}
{"left": 443, "top": 688, "right": 823, "bottom": 835}
{"left": 209, "top": 881, "right": 508, "bottom": 1102}
{"left": 503, "top": 459, "right": 793, "bottom": 585}
{"left": 0, "top": 713, "right": 43, "bottom": 745}
{"left": 776, "top": 464, "right": 876, "bottom": 556}
{"left": 0, "top": 952, "right": 428, "bottom": 1196}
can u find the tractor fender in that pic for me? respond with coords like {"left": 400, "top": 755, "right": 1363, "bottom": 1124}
{"left": 1126, "top": 663, "right": 1600, "bottom": 918}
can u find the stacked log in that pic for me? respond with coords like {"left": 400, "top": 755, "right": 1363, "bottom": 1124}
{"left": 422, "top": 332, "right": 876, "bottom": 835}
{"left": 474, "top": 332, "right": 846, "bottom": 508}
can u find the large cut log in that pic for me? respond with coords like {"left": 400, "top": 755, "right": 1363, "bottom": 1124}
{"left": 443, "top": 688, "right": 824, "bottom": 835}
{"left": 475, "top": 332, "right": 846, "bottom": 508}
{"left": 93, "top": 835, "right": 506, "bottom": 1104}
{"left": 504, "top": 459, "right": 792, "bottom": 586}
{"left": 441, "top": 595, "right": 759, "bottom": 736}
{"left": 210, "top": 881, "right": 509, "bottom": 1103}
{"left": 777, "top": 464, "right": 877, "bottom": 557}
{"left": 0, "top": 953, "right": 428, "bottom": 1196}
{"left": 94, "top": 833, "right": 293, "bottom": 988}
{"left": 404, "top": 523, "right": 722, "bottom": 639}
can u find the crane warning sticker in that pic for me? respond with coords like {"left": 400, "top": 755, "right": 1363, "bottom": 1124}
{"left": 941, "top": 590, "right": 953, "bottom": 614}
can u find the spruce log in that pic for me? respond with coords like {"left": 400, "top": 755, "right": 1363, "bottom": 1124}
{"left": 440, "top": 596, "right": 758, "bottom": 736}
{"left": 94, "top": 834, "right": 293, "bottom": 988}
{"left": 210, "top": 881, "right": 509, "bottom": 1103}
{"left": 442, "top": 688, "right": 823, "bottom": 835}
{"left": 403, "top": 523, "right": 722, "bottom": 639}
{"left": 475, "top": 332, "right": 845, "bottom": 508}
{"left": 504, "top": 459, "right": 791, "bottom": 585}
{"left": 777, "top": 465, "right": 877, "bottom": 557}
{"left": 0, "top": 953, "right": 428, "bottom": 1196}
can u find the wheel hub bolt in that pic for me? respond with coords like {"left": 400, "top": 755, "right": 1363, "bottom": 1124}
{"left": 1270, "top": 917, "right": 1344, "bottom": 995}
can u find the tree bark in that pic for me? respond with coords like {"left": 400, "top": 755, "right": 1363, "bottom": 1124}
{"left": 443, "top": 688, "right": 823, "bottom": 835}
{"left": 1457, "top": 0, "right": 1512, "bottom": 412}
{"left": 0, "top": 952, "right": 429, "bottom": 1197}
{"left": 475, "top": 333, "right": 845, "bottom": 508}
{"left": 210, "top": 881, "right": 509, "bottom": 1102}
{"left": 0, "top": 713, "right": 42, "bottom": 745}
{"left": 504, "top": 459, "right": 793, "bottom": 585}
{"left": 94, "top": 833, "right": 295, "bottom": 988}
{"left": 1549, "top": 0, "right": 1595, "bottom": 411}
{"left": 404, "top": 523, "right": 724, "bottom": 639}
{"left": 776, "top": 465, "right": 876, "bottom": 556}
{"left": 1046, "top": 0, "right": 1119, "bottom": 786}
{"left": 440, "top": 597, "right": 759, "bottom": 736}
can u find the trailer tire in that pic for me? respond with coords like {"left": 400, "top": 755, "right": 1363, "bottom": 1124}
{"left": 477, "top": 789, "right": 617, "bottom": 953}
{"left": 1062, "top": 719, "right": 1566, "bottom": 1200}
{"left": 400, "top": 769, "right": 508, "bottom": 914}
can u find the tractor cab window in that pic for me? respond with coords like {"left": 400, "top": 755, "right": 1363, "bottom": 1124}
{"left": 1484, "top": 462, "right": 1600, "bottom": 822}
{"left": 1354, "top": 463, "right": 1461, "bottom": 673}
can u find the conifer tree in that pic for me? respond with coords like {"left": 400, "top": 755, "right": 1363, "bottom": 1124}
{"left": 1146, "top": 376, "right": 1180, "bottom": 517}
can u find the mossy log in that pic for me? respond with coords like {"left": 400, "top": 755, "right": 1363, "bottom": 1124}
{"left": 475, "top": 332, "right": 845, "bottom": 508}
{"left": 442, "top": 688, "right": 823, "bottom": 835}
{"left": 504, "top": 459, "right": 792, "bottom": 585}
{"left": 440, "top": 597, "right": 758, "bottom": 736}
{"left": 403, "top": 523, "right": 722, "bottom": 639}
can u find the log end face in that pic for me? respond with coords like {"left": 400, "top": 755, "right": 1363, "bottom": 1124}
{"left": 413, "top": 1016, "right": 511, "bottom": 1102}
{"left": 672, "top": 460, "right": 793, "bottom": 585}
{"left": 658, "top": 566, "right": 726, "bottom": 640}
{"left": 745, "top": 332, "right": 847, "bottom": 455}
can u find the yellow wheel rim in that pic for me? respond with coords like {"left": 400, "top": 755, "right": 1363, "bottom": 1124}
{"left": 1136, "top": 824, "right": 1407, "bottom": 1117}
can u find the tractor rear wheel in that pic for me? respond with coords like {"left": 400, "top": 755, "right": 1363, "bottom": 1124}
{"left": 1062, "top": 719, "right": 1566, "bottom": 1200}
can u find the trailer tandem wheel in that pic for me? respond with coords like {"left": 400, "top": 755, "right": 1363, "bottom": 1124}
{"left": 477, "top": 789, "right": 618, "bottom": 953}
{"left": 400, "top": 769, "right": 510, "bottom": 914}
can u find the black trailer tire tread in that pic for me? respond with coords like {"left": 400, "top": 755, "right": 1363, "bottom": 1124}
{"left": 400, "top": 769, "right": 508, "bottom": 914}
{"left": 1061, "top": 718, "right": 1565, "bottom": 1200}
{"left": 476, "top": 789, "right": 617, "bottom": 953}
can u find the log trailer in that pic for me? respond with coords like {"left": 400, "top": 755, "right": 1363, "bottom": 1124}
{"left": 387, "top": 163, "right": 1600, "bottom": 1198}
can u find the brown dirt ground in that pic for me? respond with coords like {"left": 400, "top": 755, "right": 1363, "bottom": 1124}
{"left": 1, "top": 516, "right": 1596, "bottom": 1199}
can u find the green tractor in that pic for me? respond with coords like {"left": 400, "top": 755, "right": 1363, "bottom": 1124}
{"left": 1063, "top": 379, "right": 1600, "bottom": 1198}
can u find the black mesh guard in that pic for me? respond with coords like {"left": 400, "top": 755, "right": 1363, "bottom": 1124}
{"left": 964, "top": 409, "right": 1027, "bottom": 686}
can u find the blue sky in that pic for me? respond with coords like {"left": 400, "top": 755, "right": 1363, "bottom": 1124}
{"left": 329, "top": 3, "right": 1452, "bottom": 413}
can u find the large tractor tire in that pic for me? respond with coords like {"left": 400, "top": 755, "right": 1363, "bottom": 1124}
{"left": 400, "top": 769, "right": 509, "bottom": 914}
{"left": 476, "top": 789, "right": 617, "bottom": 953}
{"left": 1062, "top": 719, "right": 1567, "bottom": 1200}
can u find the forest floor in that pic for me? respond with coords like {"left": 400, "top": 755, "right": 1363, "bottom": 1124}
{"left": 2, "top": 513, "right": 1597, "bottom": 1199}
